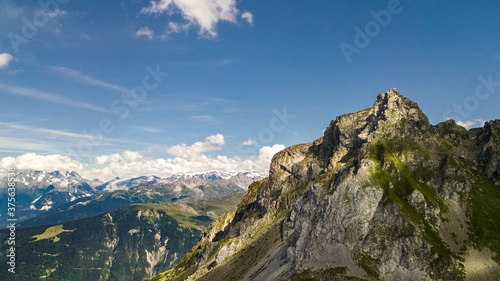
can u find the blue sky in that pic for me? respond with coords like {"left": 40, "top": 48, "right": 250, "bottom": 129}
{"left": 0, "top": 0, "right": 499, "bottom": 180}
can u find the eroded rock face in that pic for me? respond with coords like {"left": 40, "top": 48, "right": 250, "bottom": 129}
{"left": 152, "top": 89, "right": 500, "bottom": 281}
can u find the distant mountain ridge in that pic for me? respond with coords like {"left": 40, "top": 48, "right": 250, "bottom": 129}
{"left": 0, "top": 170, "right": 101, "bottom": 193}
{"left": 96, "top": 171, "right": 264, "bottom": 191}
{"left": 0, "top": 170, "right": 98, "bottom": 226}
{"left": 0, "top": 170, "right": 264, "bottom": 228}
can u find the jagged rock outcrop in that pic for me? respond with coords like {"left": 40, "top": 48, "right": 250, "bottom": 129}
{"left": 150, "top": 89, "right": 500, "bottom": 281}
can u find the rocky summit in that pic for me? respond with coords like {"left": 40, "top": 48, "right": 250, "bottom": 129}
{"left": 150, "top": 89, "right": 500, "bottom": 281}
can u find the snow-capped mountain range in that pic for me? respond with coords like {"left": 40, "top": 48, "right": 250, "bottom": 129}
{"left": 95, "top": 171, "right": 264, "bottom": 191}
{"left": 0, "top": 170, "right": 265, "bottom": 228}
{"left": 1, "top": 170, "right": 264, "bottom": 192}
{"left": 0, "top": 170, "right": 103, "bottom": 193}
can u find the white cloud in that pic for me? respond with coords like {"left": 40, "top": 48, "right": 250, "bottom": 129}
{"left": 0, "top": 122, "right": 139, "bottom": 156}
{"left": 0, "top": 53, "right": 14, "bottom": 69}
{"left": 0, "top": 82, "right": 108, "bottom": 112}
{"left": 0, "top": 153, "right": 84, "bottom": 173}
{"left": 0, "top": 122, "right": 97, "bottom": 139}
{"left": 0, "top": 136, "right": 285, "bottom": 180}
{"left": 166, "top": 134, "right": 224, "bottom": 159}
{"left": 135, "top": 26, "right": 154, "bottom": 40}
{"left": 242, "top": 139, "right": 256, "bottom": 146}
{"left": 48, "top": 66, "right": 130, "bottom": 94}
{"left": 255, "top": 144, "right": 285, "bottom": 167}
{"left": 141, "top": 0, "right": 241, "bottom": 37}
{"left": 167, "top": 21, "right": 190, "bottom": 34}
{"left": 494, "top": 54, "right": 500, "bottom": 59}
{"left": 94, "top": 150, "right": 144, "bottom": 165}
{"left": 241, "top": 11, "right": 253, "bottom": 24}
{"left": 456, "top": 119, "right": 486, "bottom": 129}
{"left": 136, "top": 126, "right": 163, "bottom": 133}
{"left": 45, "top": 9, "right": 67, "bottom": 19}
{"left": 86, "top": 143, "right": 284, "bottom": 180}
{"left": 0, "top": 136, "right": 57, "bottom": 153}
{"left": 81, "top": 33, "right": 91, "bottom": 40}
{"left": 191, "top": 115, "right": 215, "bottom": 122}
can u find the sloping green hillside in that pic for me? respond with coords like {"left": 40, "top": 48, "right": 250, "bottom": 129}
{"left": 0, "top": 193, "right": 243, "bottom": 281}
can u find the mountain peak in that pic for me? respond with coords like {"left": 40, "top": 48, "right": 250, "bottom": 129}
{"left": 317, "top": 90, "right": 431, "bottom": 165}
{"left": 372, "top": 88, "right": 430, "bottom": 132}
{"left": 154, "top": 89, "right": 500, "bottom": 281}
{"left": 376, "top": 87, "right": 400, "bottom": 101}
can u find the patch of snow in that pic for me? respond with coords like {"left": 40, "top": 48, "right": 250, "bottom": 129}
{"left": 31, "top": 195, "right": 42, "bottom": 204}
{"left": 40, "top": 205, "right": 52, "bottom": 211}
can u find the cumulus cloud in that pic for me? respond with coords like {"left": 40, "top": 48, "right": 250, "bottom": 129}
{"left": 0, "top": 153, "right": 84, "bottom": 173}
{"left": 0, "top": 53, "right": 14, "bottom": 69}
{"left": 166, "top": 134, "right": 224, "bottom": 159}
{"left": 251, "top": 144, "right": 285, "bottom": 171}
{"left": 242, "top": 139, "right": 256, "bottom": 146}
{"left": 241, "top": 11, "right": 253, "bottom": 24}
{"left": 456, "top": 119, "right": 486, "bottom": 130}
{"left": 141, "top": 0, "right": 246, "bottom": 37}
{"left": 135, "top": 26, "right": 154, "bottom": 40}
{"left": 0, "top": 135, "right": 285, "bottom": 180}
{"left": 94, "top": 150, "right": 144, "bottom": 165}
{"left": 87, "top": 140, "right": 284, "bottom": 180}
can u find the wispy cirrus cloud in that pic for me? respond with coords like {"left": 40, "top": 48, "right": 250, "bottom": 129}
{"left": 45, "top": 9, "right": 67, "bottom": 19}
{"left": 141, "top": 96, "right": 238, "bottom": 113}
{"left": 135, "top": 27, "right": 154, "bottom": 40}
{"left": 0, "top": 122, "right": 96, "bottom": 139}
{"left": 48, "top": 66, "right": 130, "bottom": 94}
{"left": 170, "top": 58, "right": 235, "bottom": 68}
{"left": 136, "top": 126, "right": 164, "bottom": 133}
{"left": 0, "top": 82, "right": 108, "bottom": 112}
{"left": 0, "top": 122, "right": 145, "bottom": 157}
{"left": 0, "top": 122, "right": 93, "bottom": 154}
{"left": 191, "top": 115, "right": 215, "bottom": 122}
{"left": 0, "top": 136, "right": 57, "bottom": 153}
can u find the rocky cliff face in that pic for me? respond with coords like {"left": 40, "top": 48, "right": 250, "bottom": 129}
{"left": 150, "top": 89, "right": 500, "bottom": 281}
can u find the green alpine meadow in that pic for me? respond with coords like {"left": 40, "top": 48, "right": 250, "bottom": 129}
{"left": 0, "top": 193, "right": 243, "bottom": 280}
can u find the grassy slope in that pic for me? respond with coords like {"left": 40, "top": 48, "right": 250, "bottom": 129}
{"left": 0, "top": 193, "right": 244, "bottom": 281}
